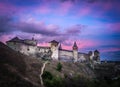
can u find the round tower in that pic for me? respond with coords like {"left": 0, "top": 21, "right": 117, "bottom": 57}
{"left": 49, "top": 40, "right": 59, "bottom": 60}
{"left": 73, "top": 41, "right": 78, "bottom": 62}
{"left": 94, "top": 50, "right": 100, "bottom": 62}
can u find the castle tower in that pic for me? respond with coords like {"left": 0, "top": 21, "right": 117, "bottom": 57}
{"left": 32, "top": 34, "right": 35, "bottom": 40}
{"left": 94, "top": 50, "right": 100, "bottom": 63}
{"left": 59, "top": 43, "right": 62, "bottom": 50}
{"left": 49, "top": 40, "right": 59, "bottom": 60}
{"left": 73, "top": 41, "right": 78, "bottom": 62}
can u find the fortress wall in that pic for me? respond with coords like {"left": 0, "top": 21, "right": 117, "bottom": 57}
{"left": 20, "top": 45, "right": 37, "bottom": 57}
{"left": 59, "top": 50, "right": 73, "bottom": 57}
{"left": 27, "top": 45, "right": 37, "bottom": 54}
{"left": 78, "top": 53, "right": 90, "bottom": 62}
{"left": 7, "top": 42, "right": 23, "bottom": 52}
{"left": 78, "top": 54, "right": 86, "bottom": 61}
{"left": 37, "top": 47, "right": 50, "bottom": 53}
{"left": 24, "top": 40, "right": 37, "bottom": 45}
{"left": 78, "top": 53, "right": 84, "bottom": 58}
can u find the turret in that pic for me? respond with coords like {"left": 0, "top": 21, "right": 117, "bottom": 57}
{"left": 73, "top": 41, "right": 78, "bottom": 62}
{"left": 59, "top": 43, "right": 62, "bottom": 50}
{"left": 94, "top": 50, "right": 100, "bottom": 63}
{"left": 49, "top": 40, "right": 59, "bottom": 60}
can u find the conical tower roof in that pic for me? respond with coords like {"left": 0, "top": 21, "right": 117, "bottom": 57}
{"left": 73, "top": 41, "right": 78, "bottom": 50}
{"left": 59, "top": 43, "right": 62, "bottom": 50}
{"left": 73, "top": 41, "right": 78, "bottom": 47}
{"left": 49, "top": 40, "right": 59, "bottom": 44}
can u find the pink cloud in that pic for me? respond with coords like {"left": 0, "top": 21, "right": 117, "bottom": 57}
{"left": 0, "top": 2, "right": 28, "bottom": 16}
{"left": 35, "top": 5, "right": 50, "bottom": 14}
{"left": 37, "top": 42, "right": 49, "bottom": 47}
{"left": 62, "top": 45, "right": 72, "bottom": 50}
{"left": 77, "top": 40, "right": 100, "bottom": 49}
{"left": 78, "top": 7, "right": 91, "bottom": 17}
{"left": 86, "top": 2, "right": 113, "bottom": 18}
{"left": 0, "top": 2, "right": 17, "bottom": 15}
{"left": 0, "top": 34, "right": 15, "bottom": 43}
{"left": 59, "top": 39, "right": 100, "bottom": 51}
{"left": 106, "top": 22, "right": 120, "bottom": 33}
{"left": 56, "top": 1, "right": 73, "bottom": 15}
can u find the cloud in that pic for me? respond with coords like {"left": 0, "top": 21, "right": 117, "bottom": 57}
{"left": 0, "top": 15, "right": 61, "bottom": 36}
{"left": 0, "top": 16, "right": 86, "bottom": 48}
{"left": 0, "top": 15, "right": 15, "bottom": 33}
{"left": 0, "top": 14, "right": 85, "bottom": 41}
{"left": 66, "top": 24, "right": 85, "bottom": 35}
{"left": 15, "top": 22, "right": 61, "bottom": 36}
{"left": 54, "top": 0, "right": 74, "bottom": 15}
{"left": 106, "top": 22, "right": 120, "bottom": 33}
{"left": 0, "top": 2, "right": 25, "bottom": 16}
{"left": 77, "top": 7, "right": 91, "bottom": 17}
{"left": 0, "top": 33, "right": 15, "bottom": 43}
{"left": 35, "top": 6, "right": 50, "bottom": 14}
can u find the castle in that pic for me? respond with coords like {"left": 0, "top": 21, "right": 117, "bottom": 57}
{"left": 6, "top": 37, "right": 100, "bottom": 63}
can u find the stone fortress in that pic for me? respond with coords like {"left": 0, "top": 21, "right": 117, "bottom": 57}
{"left": 6, "top": 37, "right": 100, "bottom": 63}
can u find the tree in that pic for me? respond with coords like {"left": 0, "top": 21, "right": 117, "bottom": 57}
{"left": 56, "top": 62, "right": 62, "bottom": 72}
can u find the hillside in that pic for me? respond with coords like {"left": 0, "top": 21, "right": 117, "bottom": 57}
{"left": 0, "top": 42, "right": 96, "bottom": 87}
{"left": 45, "top": 61, "right": 95, "bottom": 79}
{"left": 0, "top": 41, "right": 120, "bottom": 87}
{"left": 0, "top": 42, "right": 42, "bottom": 87}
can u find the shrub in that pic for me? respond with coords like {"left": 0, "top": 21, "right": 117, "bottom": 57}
{"left": 42, "top": 71, "right": 65, "bottom": 87}
{"left": 42, "top": 71, "right": 53, "bottom": 80}
{"left": 56, "top": 62, "right": 62, "bottom": 72}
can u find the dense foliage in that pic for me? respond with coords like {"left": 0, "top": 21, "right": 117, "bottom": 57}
{"left": 42, "top": 71, "right": 64, "bottom": 87}
{"left": 56, "top": 62, "right": 62, "bottom": 72}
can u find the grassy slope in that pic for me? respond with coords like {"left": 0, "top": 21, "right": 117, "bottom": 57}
{"left": 0, "top": 42, "right": 43, "bottom": 87}
{"left": 45, "top": 61, "right": 95, "bottom": 79}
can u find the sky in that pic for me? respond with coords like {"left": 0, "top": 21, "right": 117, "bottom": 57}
{"left": 0, "top": 0, "right": 120, "bottom": 61}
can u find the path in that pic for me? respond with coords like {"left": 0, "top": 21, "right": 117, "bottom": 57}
{"left": 40, "top": 61, "right": 48, "bottom": 86}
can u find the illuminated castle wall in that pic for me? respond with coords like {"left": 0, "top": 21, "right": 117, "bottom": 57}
{"left": 6, "top": 37, "right": 100, "bottom": 62}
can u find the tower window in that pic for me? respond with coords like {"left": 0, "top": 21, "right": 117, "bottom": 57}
{"left": 27, "top": 47, "right": 30, "bottom": 51}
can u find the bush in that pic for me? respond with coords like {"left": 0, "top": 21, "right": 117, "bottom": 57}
{"left": 42, "top": 71, "right": 65, "bottom": 87}
{"left": 56, "top": 62, "right": 62, "bottom": 72}
{"left": 42, "top": 71, "right": 53, "bottom": 80}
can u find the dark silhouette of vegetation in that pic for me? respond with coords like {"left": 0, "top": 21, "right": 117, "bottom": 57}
{"left": 56, "top": 62, "right": 62, "bottom": 72}
{"left": 42, "top": 71, "right": 64, "bottom": 87}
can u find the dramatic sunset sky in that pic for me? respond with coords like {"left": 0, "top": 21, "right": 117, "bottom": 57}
{"left": 0, "top": 0, "right": 120, "bottom": 61}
